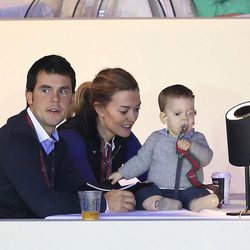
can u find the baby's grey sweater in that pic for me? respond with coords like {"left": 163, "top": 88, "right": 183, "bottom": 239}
{"left": 118, "top": 129, "right": 213, "bottom": 189}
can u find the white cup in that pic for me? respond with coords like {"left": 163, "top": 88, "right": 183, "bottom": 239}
{"left": 211, "top": 172, "right": 232, "bottom": 204}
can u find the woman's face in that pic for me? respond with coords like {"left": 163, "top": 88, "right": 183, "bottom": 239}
{"left": 96, "top": 90, "right": 141, "bottom": 141}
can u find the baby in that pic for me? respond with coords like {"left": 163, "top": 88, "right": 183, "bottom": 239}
{"left": 109, "top": 84, "right": 219, "bottom": 212}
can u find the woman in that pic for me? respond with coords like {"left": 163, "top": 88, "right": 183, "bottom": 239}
{"left": 59, "top": 68, "right": 146, "bottom": 212}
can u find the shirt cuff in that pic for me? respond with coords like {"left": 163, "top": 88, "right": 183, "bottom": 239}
{"left": 104, "top": 195, "right": 109, "bottom": 213}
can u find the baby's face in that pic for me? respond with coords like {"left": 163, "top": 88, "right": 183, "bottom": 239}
{"left": 163, "top": 97, "right": 195, "bottom": 137}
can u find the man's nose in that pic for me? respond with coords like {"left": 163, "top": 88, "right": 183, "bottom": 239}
{"left": 51, "top": 92, "right": 59, "bottom": 102}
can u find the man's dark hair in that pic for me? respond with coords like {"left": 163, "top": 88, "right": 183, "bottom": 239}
{"left": 26, "top": 54, "right": 76, "bottom": 93}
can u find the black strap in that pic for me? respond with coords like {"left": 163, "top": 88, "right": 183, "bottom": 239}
{"left": 173, "top": 154, "right": 183, "bottom": 199}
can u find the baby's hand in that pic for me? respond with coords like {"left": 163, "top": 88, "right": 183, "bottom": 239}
{"left": 177, "top": 139, "right": 192, "bottom": 151}
{"left": 109, "top": 172, "right": 123, "bottom": 185}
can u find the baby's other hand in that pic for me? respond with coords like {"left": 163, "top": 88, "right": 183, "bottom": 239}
{"left": 109, "top": 172, "right": 123, "bottom": 185}
{"left": 177, "top": 139, "right": 192, "bottom": 151}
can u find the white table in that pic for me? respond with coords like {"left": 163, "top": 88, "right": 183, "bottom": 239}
{"left": 1, "top": 194, "right": 249, "bottom": 250}
{"left": 46, "top": 193, "right": 250, "bottom": 221}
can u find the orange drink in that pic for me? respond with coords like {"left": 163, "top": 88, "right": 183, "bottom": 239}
{"left": 78, "top": 191, "right": 102, "bottom": 220}
{"left": 82, "top": 211, "right": 100, "bottom": 220}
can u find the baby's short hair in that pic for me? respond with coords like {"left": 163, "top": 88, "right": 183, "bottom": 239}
{"left": 158, "top": 84, "right": 194, "bottom": 112}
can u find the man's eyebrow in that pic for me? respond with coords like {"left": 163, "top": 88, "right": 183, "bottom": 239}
{"left": 38, "top": 85, "right": 71, "bottom": 90}
{"left": 60, "top": 86, "right": 71, "bottom": 89}
{"left": 38, "top": 85, "right": 52, "bottom": 89}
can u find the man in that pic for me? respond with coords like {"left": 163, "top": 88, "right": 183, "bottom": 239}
{"left": 0, "top": 55, "right": 83, "bottom": 218}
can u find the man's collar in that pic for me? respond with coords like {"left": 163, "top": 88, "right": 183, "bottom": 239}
{"left": 26, "top": 107, "right": 59, "bottom": 143}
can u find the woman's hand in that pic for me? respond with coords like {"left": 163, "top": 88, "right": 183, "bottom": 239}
{"left": 104, "top": 190, "right": 136, "bottom": 212}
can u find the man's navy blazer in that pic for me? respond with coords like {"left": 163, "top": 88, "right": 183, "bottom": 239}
{"left": 0, "top": 110, "right": 82, "bottom": 218}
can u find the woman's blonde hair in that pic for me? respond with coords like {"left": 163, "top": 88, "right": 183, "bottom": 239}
{"left": 67, "top": 68, "right": 139, "bottom": 119}
{"left": 67, "top": 81, "right": 92, "bottom": 119}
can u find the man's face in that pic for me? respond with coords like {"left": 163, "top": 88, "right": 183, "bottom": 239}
{"left": 26, "top": 70, "right": 74, "bottom": 135}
